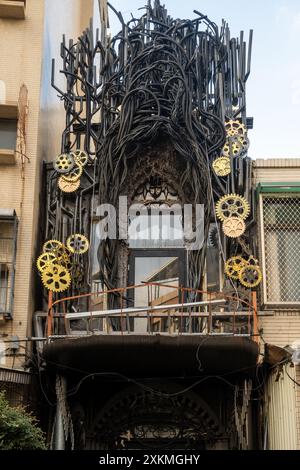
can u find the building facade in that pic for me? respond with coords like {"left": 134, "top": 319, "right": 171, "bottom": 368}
{"left": 0, "top": 0, "right": 300, "bottom": 450}
{"left": 0, "top": 0, "right": 95, "bottom": 404}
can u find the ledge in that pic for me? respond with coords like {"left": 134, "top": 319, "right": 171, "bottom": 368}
{"left": 43, "top": 335, "right": 259, "bottom": 378}
{"left": 0, "top": 149, "right": 16, "bottom": 165}
{"left": 0, "top": 0, "right": 25, "bottom": 19}
{"left": 0, "top": 102, "right": 18, "bottom": 119}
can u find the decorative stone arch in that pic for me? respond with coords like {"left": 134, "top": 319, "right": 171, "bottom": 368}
{"left": 86, "top": 383, "right": 223, "bottom": 450}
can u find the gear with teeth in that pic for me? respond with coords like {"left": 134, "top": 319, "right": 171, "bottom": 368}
{"left": 54, "top": 153, "right": 75, "bottom": 174}
{"left": 223, "top": 287, "right": 251, "bottom": 311}
{"left": 37, "top": 252, "right": 57, "bottom": 273}
{"left": 225, "top": 119, "right": 246, "bottom": 137}
{"left": 216, "top": 194, "right": 250, "bottom": 221}
{"left": 41, "top": 263, "right": 71, "bottom": 293}
{"left": 43, "top": 240, "right": 63, "bottom": 253}
{"left": 61, "top": 164, "right": 83, "bottom": 183}
{"left": 212, "top": 157, "right": 231, "bottom": 177}
{"left": 222, "top": 217, "right": 246, "bottom": 238}
{"left": 225, "top": 256, "right": 248, "bottom": 280}
{"left": 58, "top": 177, "right": 80, "bottom": 193}
{"left": 239, "top": 265, "right": 262, "bottom": 288}
{"left": 208, "top": 225, "right": 219, "bottom": 248}
{"left": 71, "top": 150, "right": 88, "bottom": 167}
{"left": 66, "top": 234, "right": 90, "bottom": 254}
{"left": 222, "top": 135, "right": 250, "bottom": 158}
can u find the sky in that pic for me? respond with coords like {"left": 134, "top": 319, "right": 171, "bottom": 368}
{"left": 101, "top": 0, "right": 300, "bottom": 160}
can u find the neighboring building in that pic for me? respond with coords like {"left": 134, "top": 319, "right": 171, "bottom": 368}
{"left": 0, "top": 0, "right": 96, "bottom": 405}
{"left": 254, "top": 159, "right": 300, "bottom": 450}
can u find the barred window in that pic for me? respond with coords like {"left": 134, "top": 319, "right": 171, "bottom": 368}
{"left": 262, "top": 194, "right": 300, "bottom": 304}
{"left": 0, "top": 211, "right": 18, "bottom": 318}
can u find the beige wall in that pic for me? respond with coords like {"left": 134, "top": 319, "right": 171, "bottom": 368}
{"left": 0, "top": 0, "right": 45, "bottom": 369}
{"left": 39, "top": 0, "right": 95, "bottom": 162}
{"left": 0, "top": 0, "right": 95, "bottom": 369}
{"left": 253, "top": 159, "right": 300, "bottom": 184}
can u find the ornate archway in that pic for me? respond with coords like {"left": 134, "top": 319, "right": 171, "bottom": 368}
{"left": 86, "top": 384, "right": 223, "bottom": 450}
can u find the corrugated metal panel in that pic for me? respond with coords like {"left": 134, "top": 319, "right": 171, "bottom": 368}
{"left": 254, "top": 169, "right": 300, "bottom": 184}
{"left": 259, "top": 315, "right": 300, "bottom": 348}
{"left": 266, "top": 367, "right": 297, "bottom": 450}
{"left": 254, "top": 159, "right": 300, "bottom": 168}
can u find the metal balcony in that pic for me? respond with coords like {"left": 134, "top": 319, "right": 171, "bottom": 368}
{"left": 38, "top": 284, "right": 259, "bottom": 378}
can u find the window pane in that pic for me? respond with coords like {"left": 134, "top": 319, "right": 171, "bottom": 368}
{"left": 134, "top": 257, "right": 179, "bottom": 307}
{"left": 0, "top": 220, "right": 15, "bottom": 314}
{"left": 0, "top": 119, "right": 17, "bottom": 150}
{"left": 263, "top": 195, "right": 300, "bottom": 302}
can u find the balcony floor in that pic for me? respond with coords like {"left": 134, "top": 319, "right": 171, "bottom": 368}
{"left": 43, "top": 334, "right": 259, "bottom": 378}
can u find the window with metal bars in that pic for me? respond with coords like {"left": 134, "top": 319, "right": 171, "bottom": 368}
{"left": 0, "top": 212, "right": 18, "bottom": 318}
{"left": 261, "top": 194, "right": 300, "bottom": 304}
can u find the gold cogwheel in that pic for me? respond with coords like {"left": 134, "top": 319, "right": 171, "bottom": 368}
{"left": 61, "top": 164, "right": 83, "bottom": 183}
{"left": 215, "top": 194, "right": 250, "bottom": 221}
{"left": 37, "top": 252, "right": 57, "bottom": 272}
{"left": 66, "top": 234, "right": 90, "bottom": 254}
{"left": 58, "top": 176, "right": 80, "bottom": 193}
{"left": 247, "top": 255, "right": 259, "bottom": 266}
{"left": 54, "top": 153, "right": 75, "bottom": 174}
{"left": 222, "top": 217, "right": 246, "bottom": 238}
{"left": 71, "top": 150, "right": 88, "bottom": 167}
{"left": 225, "top": 256, "right": 248, "bottom": 280}
{"left": 43, "top": 240, "right": 63, "bottom": 253}
{"left": 238, "top": 265, "right": 262, "bottom": 288}
{"left": 222, "top": 136, "right": 250, "bottom": 158}
{"left": 41, "top": 263, "right": 71, "bottom": 293}
{"left": 225, "top": 120, "right": 246, "bottom": 137}
{"left": 212, "top": 157, "right": 231, "bottom": 177}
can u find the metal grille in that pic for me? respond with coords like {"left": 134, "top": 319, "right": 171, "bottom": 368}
{"left": 0, "top": 221, "right": 15, "bottom": 315}
{"left": 262, "top": 194, "right": 300, "bottom": 303}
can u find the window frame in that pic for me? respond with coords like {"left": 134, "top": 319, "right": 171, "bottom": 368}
{"left": 259, "top": 190, "right": 300, "bottom": 307}
{"left": 0, "top": 211, "right": 18, "bottom": 319}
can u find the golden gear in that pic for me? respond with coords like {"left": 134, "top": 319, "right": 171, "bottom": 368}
{"left": 212, "top": 157, "right": 231, "bottom": 177}
{"left": 238, "top": 265, "right": 262, "bottom": 288}
{"left": 215, "top": 194, "right": 250, "bottom": 221}
{"left": 58, "top": 176, "right": 80, "bottom": 193}
{"left": 247, "top": 255, "right": 259, "bottom": 266}
{"left": 71, "top": 150, "right": 88, "bottom": 167}
{"left": 41, "top": 263, "right": 71, "bottom": 293}
{"left": 54, "top": 153, "right": 75, "bottom": 174}
{"left": 222, "top": 136, "right": 250, "bottom": 158}
{"left": 52, "top": 245, "right": 71, "bottom": 264}
{"left": 43, "top": 240, "right": 63, "bottom": 253}
{"left": 225, "top": 256, "right": 248, "bottom": 280}
{"left": 37, "top": 252, "right": 57, "bottom": 272}
{"left": 225, "top": 120, "right": 246, "bottom": 137}
{"left": 61, "top": 164, "right": 83, "bottom": 183}
{"left": 222, "top": 217, "right": 246, "bottom": 238}
{"left": 52, "top": 252, "right": 73, "bottom": 271}
{"left": 66, "top": 234, "right": 90, "bottom": 254}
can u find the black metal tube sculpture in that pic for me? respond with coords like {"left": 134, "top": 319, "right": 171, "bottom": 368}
{"left": 43, "top": 0, "right": 255, "bottom": 302}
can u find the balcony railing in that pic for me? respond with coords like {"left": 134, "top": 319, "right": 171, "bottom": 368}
{"left": 43, "top": 283, "right": 258, "bottom": 340}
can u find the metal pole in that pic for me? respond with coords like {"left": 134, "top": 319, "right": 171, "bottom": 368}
{"left": 54, "top": 375, "right": 67, "bottom": 450}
